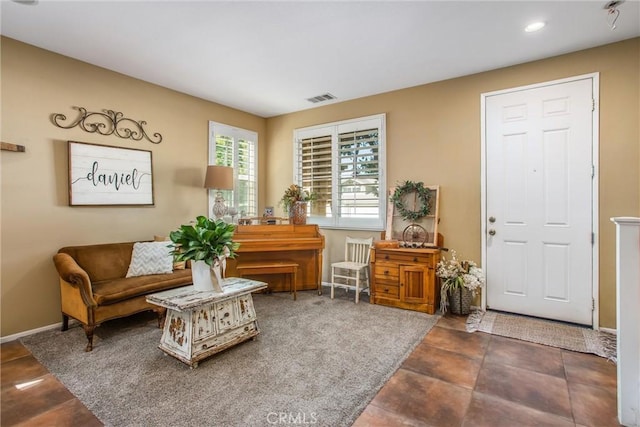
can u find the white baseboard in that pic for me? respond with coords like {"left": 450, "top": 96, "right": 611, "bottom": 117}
{"left": 600, "top": 327, "right": 618, "bottom": 335}
{"left": 0, "top": 319, "right": 79, "bottom": 344}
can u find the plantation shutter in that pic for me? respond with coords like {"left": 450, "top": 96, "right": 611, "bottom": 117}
{"left": 337, "top": 128, "right": 380, "bottom": 219}
{"left": 210, "top": 122, "right": 258, "bottom": 217}
{"left": 298, "top": 134, "right": 332, "bottom": 217}
{"left": 293, "top": 113, "right": 385, "bottom": 230}
{"left": 236, "top": 138, "right": 257, "bottom": 216}
{"left": 215, "top": 135, "right": 234, "bottom": 166}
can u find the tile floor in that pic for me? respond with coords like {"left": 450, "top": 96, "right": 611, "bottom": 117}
{"left": 353, "top": 315, "right": 620, "bottom": 427}
{"left": 1, "top": 314, "right": 619, "bottom": 427}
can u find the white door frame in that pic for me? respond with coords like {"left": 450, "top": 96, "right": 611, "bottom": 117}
{"left": 480, "top": 73, "right": 600, "bottom": 329}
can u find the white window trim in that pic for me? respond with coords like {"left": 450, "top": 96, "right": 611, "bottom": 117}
{"left": 293, "top": 113, "right": 386, "bottom": 231}
{"left": 208, "top": 121, "right": 258, "bottom": 218}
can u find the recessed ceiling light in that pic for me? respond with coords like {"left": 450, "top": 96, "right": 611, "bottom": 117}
{"left": 525, "top": 21, "right": 546, "bottom": 32}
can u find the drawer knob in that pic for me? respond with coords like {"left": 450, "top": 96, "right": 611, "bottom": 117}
{"left": 384, "top": 288, "right": 389, "bottom": 293}
{"left": 384, "top": 270, "right": 389, "bottom": 275}
{"left": 384, "top": 255, "right": 389, "bottom": 260}
{"left": 413, "top": 257, "right": 418, "bottom": 262}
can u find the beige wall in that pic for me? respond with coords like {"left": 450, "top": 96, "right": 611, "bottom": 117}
{"left": 2, "top": 37, "right": 638, "bottom": 337}
{"left": 0, "top": 38, "right": 266, "bottom": 336}
{"left": 265, "top": 38, "right": 640, "bottom": 329}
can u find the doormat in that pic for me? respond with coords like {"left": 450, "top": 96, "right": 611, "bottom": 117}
{"left": 466, "top": 310, "right": 617, "bottom": 362}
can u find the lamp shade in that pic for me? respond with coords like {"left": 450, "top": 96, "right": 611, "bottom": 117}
{"left": 204, "top": 165, "right": 234, "bottom": 190}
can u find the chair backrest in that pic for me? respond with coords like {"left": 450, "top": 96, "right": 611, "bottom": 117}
{"left": 344, "top": 237, "right": 374, "bottom": 264}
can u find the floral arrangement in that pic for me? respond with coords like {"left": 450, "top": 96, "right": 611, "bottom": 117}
{"left": 279, "top": 184, "right": 316, "bottom": 213}
{"left": 436, "top": 250, "right": 485, "bottom": 313}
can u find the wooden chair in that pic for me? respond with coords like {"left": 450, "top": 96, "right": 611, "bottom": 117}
{"left": 330, "top": 237, "right": 373, "bottom": 303}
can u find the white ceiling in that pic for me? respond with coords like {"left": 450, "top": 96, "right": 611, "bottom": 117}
{"left": 2, "top": 1, "right": 639, "bottom": 118}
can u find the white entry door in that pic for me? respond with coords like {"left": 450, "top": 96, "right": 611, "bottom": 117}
{"left": 483, "top": 76, "right": 597, "bottom": 326}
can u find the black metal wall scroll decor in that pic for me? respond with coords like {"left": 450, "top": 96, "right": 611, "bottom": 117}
{"left": 52, "top": 106, "right": 163, "bottom": 144}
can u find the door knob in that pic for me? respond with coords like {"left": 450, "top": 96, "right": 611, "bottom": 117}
{"left": 488, "top": 229, "right": 496, "bottom": 236}
{"left": 489, "top": 216, "right": 496, "bottom": 223}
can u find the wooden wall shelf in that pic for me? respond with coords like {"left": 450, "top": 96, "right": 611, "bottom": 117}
{"left": 1, "top": 142, "right": 26, "bottom": 152}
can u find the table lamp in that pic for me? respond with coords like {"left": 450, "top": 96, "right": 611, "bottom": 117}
{"left": 204, "top": 165, "right": 234, "bottom": 220}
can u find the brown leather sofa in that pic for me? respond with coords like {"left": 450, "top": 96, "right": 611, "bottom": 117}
{"left": 53, "top": 241, "right": 192, "bottom": 351}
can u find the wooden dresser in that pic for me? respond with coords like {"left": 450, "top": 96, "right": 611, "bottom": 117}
{"left": 370, "top": 246, "right": 440, "bottom": 314}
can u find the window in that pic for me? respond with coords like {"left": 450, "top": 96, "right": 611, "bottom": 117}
{"left": 208, "top": 122, "right": 258, "bottom": 218}
{"left": 294, "top": 114, "right": 386, "bottom": 230}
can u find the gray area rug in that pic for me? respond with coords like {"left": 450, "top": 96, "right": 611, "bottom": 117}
{"left": 466, "top": 310, "right": 617, "bottom": 362}
{"left": 21, "top": 290, "right": 439, "bottom": 427}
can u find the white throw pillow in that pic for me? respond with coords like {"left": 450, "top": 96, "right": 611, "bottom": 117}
{"left": 154, "top": 235, "right": 186, "bottom": 270}
{"left": 126, "top": 241, "right": 174, "bottom": 278}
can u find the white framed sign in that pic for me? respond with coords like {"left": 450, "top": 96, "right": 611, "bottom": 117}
{"left": 68, "top": 141, "right": 154, "bottom": 206}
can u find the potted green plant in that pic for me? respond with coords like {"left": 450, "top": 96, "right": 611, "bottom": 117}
{"left": 279, "top": 184, "right": 316, "bottom": 225}
{"left": 169, "top": 216, "right": 240, "bottom": 292}
{"left": 436, "top": 250, "right": 485, "bottom": 314}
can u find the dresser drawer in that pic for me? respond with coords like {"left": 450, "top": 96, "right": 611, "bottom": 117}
{"left": 374, "top": 283, "right": 400, "bottom": 298}
{"left": 374, "top": 261, "right": 399, "bottom": 280}
{"left": 378, "top": 252, "right": 435, "bottom": 266}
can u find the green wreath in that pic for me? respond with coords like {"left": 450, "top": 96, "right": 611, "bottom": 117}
{"left": 391, "top": 181, "right": 431, "bottom": 221}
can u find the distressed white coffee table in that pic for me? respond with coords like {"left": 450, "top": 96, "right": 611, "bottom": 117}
{"left": 146, "top": 277, "right": 267, "bottom": 368}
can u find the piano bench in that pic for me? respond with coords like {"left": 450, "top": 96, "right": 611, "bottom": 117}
{"left": 236, "top": 261, "right": 299, "bottom": 300}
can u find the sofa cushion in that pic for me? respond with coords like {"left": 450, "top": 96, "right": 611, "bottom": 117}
{"left": 59, "top": 242, "right": 136, "bottom": 282}
{"left": 126, "top": 242, "right": 173, "bottom": 278}
{"left": 92, "top": 269, "right": 193, "bottom": 305}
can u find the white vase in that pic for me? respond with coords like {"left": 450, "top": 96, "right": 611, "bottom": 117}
{"left": 191, "top": 260, "right": 224, "bottom": 293}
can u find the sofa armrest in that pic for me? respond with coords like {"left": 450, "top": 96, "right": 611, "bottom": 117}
{"left": 53, "top": 253, "right": 98, "bottom": 307}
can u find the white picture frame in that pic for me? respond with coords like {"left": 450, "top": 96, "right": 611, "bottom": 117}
{"left": 68, "top": 141, "right": 154, "bottom": 206}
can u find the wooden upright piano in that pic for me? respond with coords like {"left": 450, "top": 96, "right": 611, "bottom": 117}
{"left": 226, "top": 224, "right": 325, "bottom": 294}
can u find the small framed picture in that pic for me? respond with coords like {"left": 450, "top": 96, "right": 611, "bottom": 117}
{"left": 263, "top": 206, "right": 274, "bottom": 217}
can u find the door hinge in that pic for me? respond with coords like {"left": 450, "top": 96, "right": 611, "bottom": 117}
{"left": 592, "top": 98, "right": 596, "bottom": 111}
{"left": 591, "top": 232, "right": 595, "bottom": 245}
{"left": 592, "top": 164, "right": 595, "bottom": 178}
{"left": 592, "top": 298, "right": 595, "bottom": 311}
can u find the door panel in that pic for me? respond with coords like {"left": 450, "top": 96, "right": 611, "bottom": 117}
{"left": 503, "top": 241, "right": 527, "bottom": 296}
{"left": 400, "top": 265, "right": 427, "bottom": 304}
{"left": 543, "top": 243, "right": 569, "bottom": 301}
{"left": 485, "top": 78, "right": 594, "bottom": 325}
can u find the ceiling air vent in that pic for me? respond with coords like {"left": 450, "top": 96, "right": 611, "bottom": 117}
{"left": 306, "top": 93, "right": 337, "bottom": 104}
